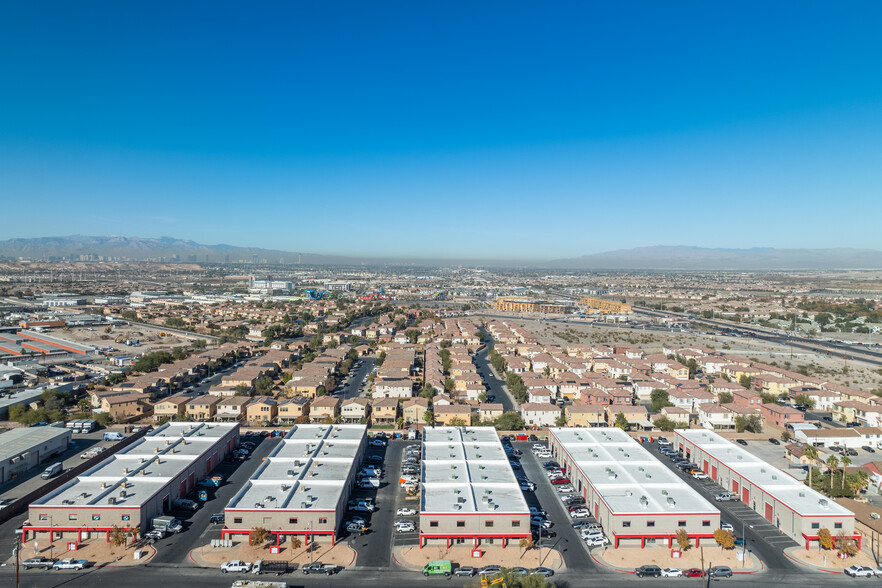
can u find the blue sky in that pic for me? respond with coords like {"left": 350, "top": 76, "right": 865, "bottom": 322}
{"left": 2, "top": 2, "right": 881, "bottom": 259}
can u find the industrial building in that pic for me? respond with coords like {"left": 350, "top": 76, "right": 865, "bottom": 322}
{"left": 223, "top": 424, "right": 366, "bottom": 546}
{"left": 674, "top": 429, "right": 858, "bottom": 550}
{"left": 420, "top": 426, "right": 531, "bottom": 549}
{"left": 0, "top": 330, "right": 94, "bottom": 361}
{"left": 548, "top": 427, "right": 720, "bottom": 548}
{"left": 0, "top": 426, "right": 72, "bottom": 484}
{"left": 25, "top": 422, "right": 238, "bottom": 543}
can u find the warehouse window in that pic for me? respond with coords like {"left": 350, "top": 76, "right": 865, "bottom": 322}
{"left": 68, "top": 514, "right": 77, "bottom": 521}
{"left": 456, "top": 521, "right": 465, "bottom": 528}
{"left": 455, "top": 538, "right": 465, "bottom": 544}
{"left": 430, "top": 521, "right": 438, "bottom": 528}
{"left": 512, "top": 521, "right": 521, "bottom": 527}
{"left": 623, "top": 521, "right": 631, "bottom": 528}
{"left": 834, "top": 522, "right": 842, "bottom": 529}
{"left": 319, "top": 518, "right": 328, "bottom": 525}
{"left": 289, "top": 518, "right": 298, "bottom": 525}
{"left": 647, "top": 521, "right": 655, "bottom": 528}
{"left": 811, "top": 523, "right": 819, "bottom": 529}
{"left": 38, "top": 514, "right": 48, "bottom": 521}
{"left": 702, "top": 520, "right": 710, "bottom": 527}
{"left": 678, "top": 521, "right": 686, "bottom": 527}
{"left": 92, "top": 515, "right": 100, "bottom": 521}
{"left": 485, "top": 521, "right": 494, "bottom": 528}
{"left": 234, "top": 517, "right": 242, "bottom": 524}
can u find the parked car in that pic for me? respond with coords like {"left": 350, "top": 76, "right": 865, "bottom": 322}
{"left": 479, "top": 566, "right": 502, "bottom": 576}
{"left": 369, "top": 439, "right": 386, "bottom": 447}
{"left": 707, "top": 566, "right": 733, "bottom": 578}
{"left": 550, "top": 477, "right": 570, "bottom": 485}
{"left": 692, "top": 471, "right": 709, "bottom": 480}
{"left": 210, "top": 513, "right": 225, "bottom": 524}
{"left": 635, "top": 565, "right": 662, "bottom": 578}
{"left": 768, "top": 438, "right": 781, "bottom": 445}
{"left": 529, "top": 507, "right": 547, "bottom": 517}
{"left": 367, "top": 455, "right": 384, "bottom": 463}
{"left": 570, "top": 509, "right": 590, "bottom": 518}
{"left": 510, "top": 567, "right": 528, "bottom": 576}
{"left": 0, "top": 498, "right": 11, "bottom": 509}
{"left": 532, "top": 528, "right": 557, "bottom": 538}
{"left": 682, "top": 568, "right": 704, "bottom": 577}
{"left": 220, "top": 560, "right": 252, "bottom": 573}
{"left": 584, "top": 535, "right": 610, "bottom": 547}
{"left": 713, "top": 493, "right": 734, "bottom": 501}
{"left": 530, "top": 567, "right": 554, "bottom": 577}
{"left": 454, "top": 566, "right": 476, "bottom": 577}
{"left": 302, "top": 562, "right": 338, "bottom": 575}
{"left": 736, "top": 439, "right": 748, "bottom": 446}
{"left": 22, "top": 557, "right": 56, "bottom": 569}
{"left": 862, "top": 446, "right": 876, "bottom": 453}
{"left": 557, "top": 485, "right": 575, "bottom": 494}
{"left": 53, "top": 559, "right": 88, "bottom": 570}
{"left": 396, "top": 507, "right": 417, "bottom": 516}
{"left": 843, "top": 565, "right": 875, "bottom": 577}
{"left": 846, "top": 448, "right": 858, "bottom": 456}
{"left": 721, "top": 523, "right": 734, "bottom": 532}
{"left": 520, "top": 481, "right": 536, "bottom": 491}
{"left": 144, "top": 529, "right": 166, "bottom": 541}
{"left": 661, "top": 568, "right": 682, "bottom": 577}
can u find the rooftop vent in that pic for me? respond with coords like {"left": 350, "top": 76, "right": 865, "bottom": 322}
{"left": 666, "top": 497, "right": 676, "bottom": 507}
{"left": 119, "top": 490, "right": 127, "bottom": 498}
{"left": 453, "top": 503, "right": 462, "bottom": 510}
{"left": 108, "top": 497, "right": 116, "bottom": 505}
{"left": 819, "top": 499, "right": 829, "bottom": 508}
{"left": 639, "top": 496, "right": 649, "bottom": 508}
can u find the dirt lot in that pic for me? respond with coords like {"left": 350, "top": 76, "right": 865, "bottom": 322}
{"left": 63, "top": 325, "right": 193, "bottom": 355}
{"left": 395, "top": 544, "right": 564, "bottom": 571}
{"left": 480, "top": 312, "right": 882, "bottom": 394}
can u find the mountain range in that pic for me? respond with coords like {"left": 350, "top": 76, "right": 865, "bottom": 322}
{"left": 2, "top": 236, "right": 882, "bottom": 270}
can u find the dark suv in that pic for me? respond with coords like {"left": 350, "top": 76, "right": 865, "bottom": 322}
{"left": 708, "top": 566, "right": 733, "bottom": 578}
{"left": 635, "top": 565, "right": 662, "bottom": 578}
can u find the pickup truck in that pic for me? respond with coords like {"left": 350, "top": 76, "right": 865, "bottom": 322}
{"left": 22, "top": 557, "right": 56, "bottom": 569}
{"left": 251, "top": 560, "right": 289, "bottom": 576}
{"left": 301, "top": 562, "right": 338, "bottom": 575}
{"left": 221, "top": 560, "right": 253, "bottom": 573}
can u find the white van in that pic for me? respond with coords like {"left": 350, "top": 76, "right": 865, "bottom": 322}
{"left": 41, "top": 462, "right": 63, "bottom": 479}
{"left": 103, "top": 432, "right": 125, "bottom": 441}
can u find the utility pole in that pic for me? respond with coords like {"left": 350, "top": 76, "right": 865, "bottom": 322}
{"left": 14, "top": 528, "right": 21, "bottom": 588}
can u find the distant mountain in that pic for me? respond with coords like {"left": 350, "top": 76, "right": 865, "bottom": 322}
{"left": 0, "top": 235, "right": 358, "bottom": 265}
{"left": 550, "top": 246, "right": 882, "bottom": 270}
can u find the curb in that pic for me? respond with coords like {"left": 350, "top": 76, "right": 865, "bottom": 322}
{"left": 783, "top": 550, "right": 844, "bottom": 574}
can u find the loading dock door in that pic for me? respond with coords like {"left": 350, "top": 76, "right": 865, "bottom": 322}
{"left": 711, "top": 465, "right": 718, "bottom": 481}
{"left": 742, "top": 488, "right": 749, "bottom": 503}
{"left": 764, "top": 502, "right": 773, "bottom": 523}
{"left": 732, "top": 481, "right": 739, "bottom": 494}
{"left": 703, "top": 460, "right": 709, "bottom": 474}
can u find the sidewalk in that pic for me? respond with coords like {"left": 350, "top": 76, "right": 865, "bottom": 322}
{"left": 188, "top": 540, "right": 357, "bottom": 570}
{"left": 392, "top": 544, "right": 566, "bottom": 573}
{"left": 783, "top": 545, "right": 878, "bottom": 574}
{"left": 589, "top": 545, "right": 763, "bottom": 575}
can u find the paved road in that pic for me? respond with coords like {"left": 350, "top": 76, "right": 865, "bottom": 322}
{"left": 472, "top": 339, "right": 516, "bottom": 413}
{"left": 514, "top": 440, "right": 597, "bottom": 573}
{"left": 337, "top": 358, "right": 375, "bottom": 401}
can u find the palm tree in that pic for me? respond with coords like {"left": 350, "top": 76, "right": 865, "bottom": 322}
{"left": 826, "top": 454, "right": 840, "bottom": 493}
{"left": 839, "top": 456, "right": 851, "bottom": 491}
{"left": 804, "top": 445, "right": 819, "bottom": 488}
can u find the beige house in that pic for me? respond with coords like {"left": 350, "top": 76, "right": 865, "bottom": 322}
{"left": 152, "top": 395, "right": 189, "bottom": 422}
{"left": 277, "top": 397, "right": 310, "bottom": 424}
{"left": 100, "top": 393, "right": 152, "bottom": 422}
{"left": 187, "top": 395, "right": 221, "bottom": 421}
{"left": 310, "top": 396, "right": 340, "bottom": 423}
{"left": 434, "top": 404, "right": 472, "bottom": 426}
{"left": 565, "top": 404, "right": 605, "bottom": 427}
{"left": 476, "top": 402, "right": 503, "bottom": 423}
{"left": 245, "top": 396, "right": 278, "bottom": 425}
{"left": 402, "top": 397, "right": 430, "bottom": 425}
{"left": 341, "top": 397, "right": 370, "bottom": 423}
{"left": 371, "top": 398, "right": 399, "bottom": 425}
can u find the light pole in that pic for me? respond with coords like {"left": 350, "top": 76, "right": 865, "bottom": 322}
{"left": 308, "top": 521, "right": 313, "bottom": 565}
{"left": 49, "top": 515, "right": 53, "bottom": 561}
{"left": 14, "top": 528, "right": 22, "bottom": 588}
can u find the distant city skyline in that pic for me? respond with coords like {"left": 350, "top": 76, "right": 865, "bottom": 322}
{"left": 2, "top": 2, "right": 881, "bottom": 258}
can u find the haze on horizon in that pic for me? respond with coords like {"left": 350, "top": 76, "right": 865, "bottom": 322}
{"left": 2, "top": 2, "right": 881, "bottom": 259}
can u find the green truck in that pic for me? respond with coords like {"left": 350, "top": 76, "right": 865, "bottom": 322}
{"left": 422, "top": 560, "right": 451, "bottom": 576}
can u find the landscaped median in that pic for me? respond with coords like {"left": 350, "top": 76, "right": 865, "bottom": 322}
{"left": 393, "top": 544, "right": 565, "bottom": 573}
{"left": 783, "top": 545, "right": 878, "bottom": 574}
{"left": 589, "top": 545, "right": 762, "bottom": 575}
{"left": 188, "top": 539, "right": 356, "bottom": 570}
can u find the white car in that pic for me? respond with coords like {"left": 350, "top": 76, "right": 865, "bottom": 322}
{"left": 529, "top": 507, "right": 547, "bottom": 517}
{"left": 396, "top": 508, "right": 416, "bottom": 516}
{"left": 844, "top": 565, "right": 875, "bottom": 577}
{"left": 395, "top": 524, "right": 415, "bottom": 533}
{"left": 53, "top": 558, "right": 88, "bottom": 570}
{"left": 557, "top": 485, "right": 575, "bottom": 494}
{"left": 584, "top": 535, "right": 610, "bottom": 547}
{"left": 661, "top": 568, "right": 682, "bottom": 577}
{"left": 720, "top": 523, "right": 734, "bottom": 533}
{"left": 369, "top": 439, "right": 387, "bottom": 447}
{"left": 580, "top": 529, "right": 603, "bottom": 539}
{"left": 569, "top": 509, "right": 590, "bottom": 519}
{"left": 221, "top": 560, "right": 252, "bottom": 573}
{"left": 691, "top": 472, "right": 709, "bottom": 480}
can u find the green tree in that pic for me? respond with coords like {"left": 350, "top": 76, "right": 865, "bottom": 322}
{"left": 717, "top": 391, "right": 734, "bottom": 404}
{"left": 423, "top": 410, "right": 434, "bottom": 426}
{"left": 738, "top": 374, "right": 752, "bottom": 389}
{"left": 614, "top": 412, "right": 630, "bottom": 431}
{"left": 165, "top": 317, "right": 185, "bottom": 328}
{"left": 191, "top": 339, "right": 207, "bottom": 350}
{"left": 839, "top": 456, "right": 851, "bottom": 491}
{"left": 375, "top": 351, "right": 387, "bottom": 367}
{"left": 734, "top": 414, "right": 763, "bottom": 433}
{"left": 804, "top": 445, "right": 819, "bottom": 489}
{"left": 649, "top": 389, "right": 673, "bottom": 412}
{"left": 653, "top": 416, "right": 688, "bottom": 432}
{"left": 494, "top": 411, "right": 525, "bottom": 431}
{"left": 554, "top": 411, "right": 567, "bottom": 427}
{"left": 793, "top": 394, "right": 816, "bottom": 409}
{"left": 171, "top": 346, "right": 187, "bottom": 360}
{"left": 234, "top": 384, "right": 252, "bottom": 397}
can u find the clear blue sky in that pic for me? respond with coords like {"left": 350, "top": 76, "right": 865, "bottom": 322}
{"left": 2, "top": 2, "right": 881, "bottom": 260}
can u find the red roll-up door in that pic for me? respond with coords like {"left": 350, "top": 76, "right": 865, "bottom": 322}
{"left": 711, "top": 465, "right": 718, "bottom": 481}
{"left": 742, "top": 488, "right": 749, "bottom": 503}
{"left": 764, "top": 503, "right": 773, "bottom": 522}
{"left": 703, "top": 460, "right": 709, "bottom": 474}
{"left": 732, "top": 481, "right": 739, "bottom": 494}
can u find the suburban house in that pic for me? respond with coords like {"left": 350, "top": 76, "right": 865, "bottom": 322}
{"left": 401, "top": 397, "right": 430, "bottom": 425}
{"left": 152, "top": 395, "right": 189, "bottom": 422}
{"left": 565, "top": 404, "right": 605, "bottom": 427}
{"left": 215, "top": 396, "right": 251, "bottom": 422}
{"left": 187, "top": 395, "right": 221, "bottom": 421}
{"left": 277, "top": 397, "right": 311, "bottom": 424}
{"left": 100, "top": 393, "right": 153, "bottom": 422}
{"left": 309, "top": 396, "right": 340, "bottom": 423}
{"left": 519, "top": 402, "right": 560, "bottom": 428}
{"left": 371, "top": 398, "right": 399, "bottom": 426}
{"left": 373, "top": 378, "right": 413, "bottom": 399}
{"left": 245, "top": 396, "right": 278, "bottom": 426}
{"left": 434, "top": 404, "right": 472, "bottom": 426}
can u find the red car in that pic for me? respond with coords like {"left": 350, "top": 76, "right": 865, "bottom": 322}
{"left": 682, "top": 569, "right": 703, "bottom": 578}
{"left": 550, "top": 477, "right": 571, "bottom": 485}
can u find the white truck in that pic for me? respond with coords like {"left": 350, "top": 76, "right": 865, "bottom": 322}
{"left": 221, "top": 560, "right": 252, "bottom": 573}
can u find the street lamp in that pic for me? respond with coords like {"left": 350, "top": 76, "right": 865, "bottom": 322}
{"left": 49, "top": 515, "right": 53, "bottom": 561}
